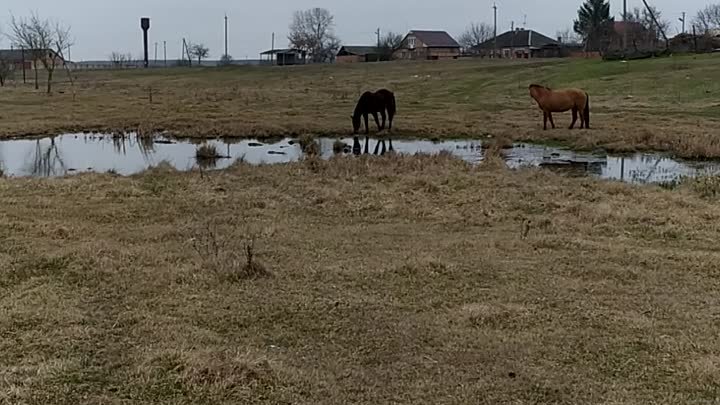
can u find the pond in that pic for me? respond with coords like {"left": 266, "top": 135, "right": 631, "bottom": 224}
{"left": 1, "top": 133, "right": 719, "bottom": 185}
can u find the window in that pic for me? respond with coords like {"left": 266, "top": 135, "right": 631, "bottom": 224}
{"left": 408, "top": 36, "right": 416, "bottom": 49}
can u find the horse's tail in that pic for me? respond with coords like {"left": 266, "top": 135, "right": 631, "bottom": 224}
{"left": 388, "top": 92, "right": 397, "bottom": 116}
{"left": 584, "top": 92, "right": 590, "bottom": 129}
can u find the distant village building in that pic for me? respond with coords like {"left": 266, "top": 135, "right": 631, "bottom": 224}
{"left": 475, "top": 29, "right": 559, "bottom": 58}
{"left": 0, "top": 48, "right": 65, "bottom": 70}
{"left": 336, "top": 46, "right": 383, "bottom": 63}
{"left": 607, "top": 21, "right": 659, "bottom": 52}
{"left": 259, "top": 48, "right": 307, "bottom": 66}
{"left": 393, "top": 30, "right": 461, "bottom": 60}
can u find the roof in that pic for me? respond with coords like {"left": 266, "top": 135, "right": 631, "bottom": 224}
{"left": 406, "top": 30, "right": 461, "bottom": 48}
{"left": 260, "top": 48, "right": 304, "bottom": 55}
{"left": 0, "top": 48, "right": 64, "bottom": 61}
{"left": 612, "top": 21, "right": 646, "bottom": 35}
{"left": 337, "top": 46, "right": 381, "bottom": 56}
{"left": 475, "top": 29, "right": 558, "bottom": 50}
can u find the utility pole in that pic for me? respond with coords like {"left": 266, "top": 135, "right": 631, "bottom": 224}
{"left": 623, "top": 0, "right": 628, "bottom": 55}
{"left": 376, "top": 28, "right": 381, "bottom": 62}
{"left": 154, "top": 42, "right": 158, "bottom": 64}
{"left": 163, "top": 41, "right": 167, "bottom": 66}
{"left": 21, "top": 46, "right": 26, "bottom": 84}
{"left": 493, "top": 3, "right": 498, "bottom": 58}
{"left": 224, "top": 14, "right": 229, "bottom": 58}
{"left": 679, "top": 12, "right": 686, "bottom": 34}
{"left": 271, "top": 32, "right": 275, "bottom": 65}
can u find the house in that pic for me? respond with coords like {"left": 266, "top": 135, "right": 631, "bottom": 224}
{"left": 608, "top": 21, "right": 659, "bottom": 51}
{"left": 336, "top": 46, "right": 383, "bottom": 63}
{"left": 392, "top": 30, "right": 461, "bottom": 60}
{"left": 259, "top": 48, "right": 307, "bottom": 66}
{"left": 0, "top": 48, "right": 65, "bottom": 70}
{"left": 474, "top": 29, "right": 558, "bottom": 58}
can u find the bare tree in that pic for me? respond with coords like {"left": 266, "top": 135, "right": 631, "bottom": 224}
{"left": 625, "top": 6, "right": 670, "bottom": 41}
{"left": 458, "top": 22, "right": 493, "bottom": 50}
{"left": 0, "top": 55, "right": 12, "bottom": 87}
{"left": 694, "top": 4, "right": 720, "bottom": 32}
{"left": 219, "top": 54, "right": 233, "bottom": 66}
{"left": 556, "top": 28, "right": 583, "bottom": 44}
{"left": 109, "top": 51, "right": 133, "bottom": 67}
{"left": 379, "top": 31, "right": 403, "bottom": 59}
{"left": 9, "top": 13, "right": 72, "bottom": 93}
{"left": 288, "top": 8, "right": 341, "bottom": 63}
{"left": 189, "top": 43, "right": 210, "bottom": 65}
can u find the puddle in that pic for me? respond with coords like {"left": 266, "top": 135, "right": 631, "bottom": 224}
{"left": 0, "top": 133, "right": 719, "bottom": 185}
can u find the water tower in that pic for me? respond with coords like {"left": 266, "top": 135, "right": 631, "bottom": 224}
{"left": 141, "top": 17, "right": 150, "bottom": 68}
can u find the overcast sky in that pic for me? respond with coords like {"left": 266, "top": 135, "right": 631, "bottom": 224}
{"left": 1, "top": 0, "right": 699, "bottom": 61}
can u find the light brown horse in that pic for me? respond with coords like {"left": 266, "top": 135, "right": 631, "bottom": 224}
{"left": 529, "top": 84, "right": 590, "bottom": 130}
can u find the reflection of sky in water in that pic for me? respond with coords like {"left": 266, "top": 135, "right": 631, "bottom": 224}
{"left": 0, "top": 134, "right": 719, "bottom": 185}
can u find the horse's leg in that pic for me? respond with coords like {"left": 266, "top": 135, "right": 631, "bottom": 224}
{"left": 372, "top": 112, "right": 381, "bottom": 132}
{"left": 549, "top": 113, "right": 556, "bottom": 129}
{"left": 380, "top": 110, "right": 387, "bottom": 131}
{"left": 543, "top": 112, "right": 548, "bottom": 131}
{"left": 373, "top": 140, "right": 381, "bottom": 155}
{"left": 388, "top": 138, "right": 394, "bottom": 152}
{"left": 570, "top": 108, "right": 578, "bottom": 129}
{"left": 364, "top": 113, "right": 370, "bottom": 135}
{"left": 388, "top": 111, "right": 394, "bottom": 132}
{"left": 381, "top": 140, "right": 387, "bottom": 155}
{"left": 364, "top": 136, "right": 369, "bottom": 154}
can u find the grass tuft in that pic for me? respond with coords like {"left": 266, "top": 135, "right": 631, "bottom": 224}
{"left": 333, "top": 140, "right": 349, "bottom": 154}
{"left": 299, "top": 134, "right": 320, "bottom": 156}
{"left": 190, "top": 221, "right": 272, "bottom": 282}
{"left": 196, "top": 143, "right": 222, "bottom": 160}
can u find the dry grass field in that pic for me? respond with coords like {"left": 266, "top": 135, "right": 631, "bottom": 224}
{"left": 2, "top": 152, "right": 720, "bottom": 404}
{"left": 1, "top": 55, "right": 719, "bottom": 157}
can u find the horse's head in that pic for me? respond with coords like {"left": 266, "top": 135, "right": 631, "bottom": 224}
{"left": 528, "top": 84, "right": 549, "bottom": 101}
{"left": 351, "top": 114, "right": 361, "bottom": 134}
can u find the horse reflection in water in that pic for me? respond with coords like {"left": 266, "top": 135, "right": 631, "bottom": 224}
{"left": 351, "top": 136, "right": 395, "bottom": 156}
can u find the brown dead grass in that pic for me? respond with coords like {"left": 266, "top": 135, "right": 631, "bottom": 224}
{"left": 1, "top": 55, "right": 720, "bottom": 157}
{"left": 2, "top": 154, "right": 720, "bottom": 403}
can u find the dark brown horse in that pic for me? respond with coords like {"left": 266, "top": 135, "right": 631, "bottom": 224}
{"left": 352, "top": 89, "right": 396, "bottom": 135}
{"left": 529, "top": 84, "right": 590, "bottom": 130}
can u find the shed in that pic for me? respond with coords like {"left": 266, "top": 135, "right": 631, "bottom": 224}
{"left": 260, "top": 48, "right": 307, "bottom": 66}
{"left": 336, "top": 46, "right": 383, "bottom": 63}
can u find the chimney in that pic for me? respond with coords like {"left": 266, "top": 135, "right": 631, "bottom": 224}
{"left": 558, "top": 36, "right": 563, "bottom": 43}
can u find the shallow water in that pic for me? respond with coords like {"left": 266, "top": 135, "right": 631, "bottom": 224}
{"left": 1, "top": 133, "right": 719, "bottom": 184}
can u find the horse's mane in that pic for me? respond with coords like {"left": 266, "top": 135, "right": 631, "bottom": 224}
{"left": 529, "top": 84, "right": 552, "bottom": 91}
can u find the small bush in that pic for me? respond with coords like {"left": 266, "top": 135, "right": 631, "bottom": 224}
{"left": 298, "top": 134, "right": 320, "bottom": 156}
{"left": 196, "top": 143, "right": 221, "bottom": 160}
{"left": 190, "top": 222, "right": 272, "bottom": 282}
{"left": 690, "top": 175, "right": 720, "bottom": 199}
{"left": 333, "top": 140, "right": 349, "bottom": 154}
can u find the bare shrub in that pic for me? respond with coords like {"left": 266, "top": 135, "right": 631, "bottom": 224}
{"left": 298, "top": 134, "right": 320, "bottom": 156}
{"left": 196, "top": 144, "right": 221, "bottom": 160}
{"left": 189, "top": 221, "right": 272, "bottom": 282}
{"left": 689, "top": 175, "right": 720, "bottom": 199}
